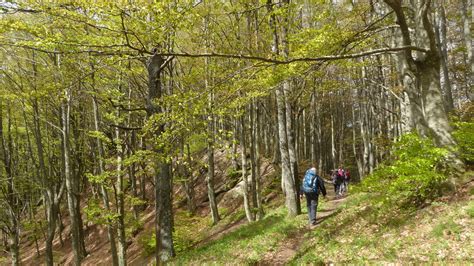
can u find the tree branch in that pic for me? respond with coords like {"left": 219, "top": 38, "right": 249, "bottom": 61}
{"left": 157, "top": 46, "right": 428, "bottom": 64}
{"left": 107, "top": 99, "right": 147, "bottom": 112}
{"left": 108, "top": 124, "right": 142, "bottom": 131}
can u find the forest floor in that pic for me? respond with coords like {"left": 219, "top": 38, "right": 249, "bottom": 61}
{"left": 260, "top": 192, "right": 346, "bottom": 265}
{"left": 12, "top": 149, "right": 474, "bottom": 265}
{"left": 169, "top": 171, "right": 474, "bottom": 265}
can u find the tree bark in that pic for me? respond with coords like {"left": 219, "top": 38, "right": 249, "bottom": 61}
{"left": 0, "top": 102, "right": 20, "bottom": 266}
{"left": 435, "top": 4, "right": 454, "bottom": 112}
{"left": 240, "top": 112, "right": 254, "bottom": 222}
{"left": 462, "top": 0, "right": 473, "bottom": 97}
{"left": 384, "top": 0, "right": 456, "bottom": 148}
{"left": 91, "top": 74, "right": 119, "bottom": 266}
{"left": 62, "top": 89, "right": 85, "bottom": 266}
{"left": 115, "top": 120, "right": 127, "bottom": 266}
{"left": 147, "top": 51, "right": 174, "bottom": 263}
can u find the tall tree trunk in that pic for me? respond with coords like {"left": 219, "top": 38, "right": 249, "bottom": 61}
{"left": 183, "top": 143, "right": 196, "bottom": 214}
{"left": 206, "top": 112, "right": 220, "bottom": 225}
{"left": 281, "top": 0, "right": 301, "bottom": 215}
{"left": 115, "top": 120, "right": 127, "bottom": 266}
{"left": 204, "top": 13, "right": 220, "bottom": 225}
{"left": 92, "top": 78, "right": 119, "bottom": 266}
{"left": 462, "top": 0, "right": 473, "bottom": 97}
{"left": 253, "top": 101, "right": 265, "bottom": 220}
{"left": 352, "top": 101, "right": 363, "bottom": 179}
{"left": 62, "top": 89, "right": 84, "bottom": 266}
{"left": 240, "top": 112, "right": 254, "bottom": 222}
{"left": 205, "top": 73, "right": 220, "bottom": 225}
{"left": 435, "top": 4, "right": 455, "bottom": 112}
{"left": 33, "top": 99, "right": 61, "bottom": 266}
{"left": 330, "top": 113, "right": 336, "bottom": 169}
{"left": 231, "top": 119, "right": 239, "bottom": 170}
{"left": 249, "top": 105, "right": 258, "bottom": 215}
{"left": 0, "top": 102, "right": 20, "bottom": 266}
{"left": 147, "top": 52, "right": 174, "bottom": 263}
{"left": 30, "top": 53, "right": 58, "bottom": 266}
{"left": 384, "top": 0, "right": 456, "bottom": 148}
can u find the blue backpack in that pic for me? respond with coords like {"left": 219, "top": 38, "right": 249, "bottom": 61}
{"left": 302, "top": 169, "right": 318, "bottom": 193}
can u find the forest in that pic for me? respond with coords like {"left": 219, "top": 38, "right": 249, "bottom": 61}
{"left": 0, "top": 0, "right": 473, "bottom": 265}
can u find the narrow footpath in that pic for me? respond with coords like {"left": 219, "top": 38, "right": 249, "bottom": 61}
{"left": 260, "top": 188, "right": 346, "bottom": 265}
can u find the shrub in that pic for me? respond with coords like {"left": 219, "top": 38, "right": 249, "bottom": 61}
{"left": 361, "top": 133, "right": 449, "bottom": 206}
{"left": 452, "top": 121, "right": 474, "bottom": 165}
{"left": 138, "top": 231, "right": 156, "bottom": 256}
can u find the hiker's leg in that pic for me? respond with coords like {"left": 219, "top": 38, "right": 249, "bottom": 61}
{"left": 305, "top": 193, "right": 312, "bottom": 224}
{"left": 309, "top": 193, "right": 317, "bottom": 225}
{"left": 313, "top": 195, "right": 319, "bottom": 223}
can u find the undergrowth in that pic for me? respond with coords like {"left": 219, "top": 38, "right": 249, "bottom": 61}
{"left": 142, "top": 131, "right": 473, "bottom": 264}
{"left": 294, "top": 187, "right": 473, "bottom": 264}
{"left": 358, "top": 133, "right": 451, "bottom": 207}
{"left": 169, "top": 205, "right": 308, "bottom": 264}
{"left": 293, "top": 131, "right": 473, "bottom": 264}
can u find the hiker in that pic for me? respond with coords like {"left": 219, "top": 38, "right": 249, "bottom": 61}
{"left": 344, "top": 169, "right": 351, "bottom": 192}
{"left": 301, "top": 166, "right": 327, "bottom": 227}
{"left": 335, "top": 166, "right": 345, "bottom": 197}
{"left": 331, "top": 169, "right": 338, "bottom": 194}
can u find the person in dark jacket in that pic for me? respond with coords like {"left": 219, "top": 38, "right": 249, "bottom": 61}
{"left": 301, "top": 167, "right": 327, "bottom": 227}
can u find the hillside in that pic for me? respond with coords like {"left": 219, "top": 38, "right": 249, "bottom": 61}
{"left": 14, "top": 158, "right": 473, "bottom": 265}
{"left": 15, "top": 149, "right": 280, "bottom": 265}
{"left": 169, "top": 172, "right": 474, "bottom": 265}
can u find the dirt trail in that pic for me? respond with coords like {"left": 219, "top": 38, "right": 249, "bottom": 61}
{"left": 260, "top": 190, "right": 346, "bottom": 265}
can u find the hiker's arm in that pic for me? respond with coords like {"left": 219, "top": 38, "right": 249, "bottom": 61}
{"left": 318, "top": 177, "right": 327, "bottom": 197}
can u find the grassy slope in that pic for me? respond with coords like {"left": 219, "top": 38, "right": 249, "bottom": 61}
{"left": 294, "top": 186, "right": 474, "bottom": 264}
{"left": 169, "top": 200, "right": 310, "bottom": 265}
{"left": 169, "top": 173, "right": 473, "bottom": 264}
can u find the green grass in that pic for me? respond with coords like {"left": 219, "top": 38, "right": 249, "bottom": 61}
{"left": 292, "top": 191, "right": 474, "bottom": 264}
{"left": 152, "top": 186, "right": 474, "bottom": 264}
{"left": 431, "top": 218, "right": 462, "bottom": 238}
{"left": 467, "top": 201, "right": 474, "bottom": 218}
{"left": 170, "top": 206, "right": 307, "bottom": 264}
{"left": 139, "top": 210, "right": 212, "bottom": 256}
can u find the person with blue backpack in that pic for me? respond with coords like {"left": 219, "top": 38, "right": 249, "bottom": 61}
{"left": 301, "top": 166, "right": 327, "bottom": 227}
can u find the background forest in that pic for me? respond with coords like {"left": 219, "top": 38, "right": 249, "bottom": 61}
{"left": 0, "top": 0, "right": 472, "bottom": 265}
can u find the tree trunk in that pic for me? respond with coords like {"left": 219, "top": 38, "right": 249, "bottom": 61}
{"left": 205, "top": 73, "right": 220, "bottom": 225}
{"left": 330, "top": 113, "right": 336, "bottom": 169}
{"left": 147, "top": 51, "right": 174, "bottom": 263}
{"left": 0, "top": 102, "right": 20, "bottom": 266}
{"left": 184, "top": 143, "right": 196, "bottom": 214}
{"left": 240, "top": 113, "right": 254, "bottom": 222}
{"left": 384, "top": 0, "right": 456, "bottom": 148}
{"left": 462, "top": 0, "right": 473, "bottom": 97}
{"left": 249, "top": 105, "right": 259, "bottom": 215}
{"left": 253, "top": 101, "right": 265, "bottom": 220}
{"left": 92, "top": 79, "right": 119, "bottom": 266}
{"left": 231, "top": 119, "right": 239, "bottom": 170}
{"left": 115, "top": 122, "right": 127, "bottom": 266}
{"left": 281, "top": 0, "right": 301, "bottom": 215}
{"left": 352, "top": 101, "right": 363, "bottom": 179}
{"left": 435, "top": 4, "right": 455, "bottom": 112}
{"left": 62, "top": 89, "right": 84, "bottom": 266}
